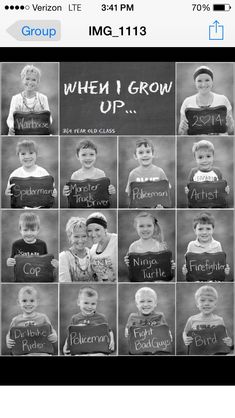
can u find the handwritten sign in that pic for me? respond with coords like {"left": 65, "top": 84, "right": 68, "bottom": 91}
{"left": 10, "top": 176, "right": 54, "bottom": 208}
{"left": 129, "top": 250, "right": 173, "bottom": 282}
{"left": 185, "top": 106, "right": 227, "bottom": 135}
{"left": 129, "top": 180, "right": 171, "bottom": 208}
{"left": 10, "top": 324, "right": 54, "bottom": 355}
{"left": 186, "top": 252, "right": 226, "bottom": 282}
{"left": 67, "top": 177, "right": 110, "bottom": 208}
{"left": 187, "top": 180, "right": 227, "bottom": 208}
{"left": 188, "top": 325, "right": 230, "bottom": 355}
{"left": 14, "top": 254, "right": 54, "bottom": 282}
{"left": 129, "top": 324, "right": 172, "bottom": 355}
{"left": 68, "top": 324, "right": 111, "bottom": 355}
{"left": 13, "top": 111, "right": 51, "bottom": 135}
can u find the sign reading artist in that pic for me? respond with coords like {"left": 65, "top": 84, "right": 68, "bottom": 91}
{"left": 10, "top": 175, "right": 54, "bottom": 208}
{"left": 10, "top": 324, "right": 54, "bottom": 355}
{"left": 68, "top": 323, "right": 111, "bottom": 355}
{"left": 186, "top": 252, "right": 226, "bottom": 282}
{"left": 13, "top": 111, "right": 51, "bottom": 135}
{"left": 129, "top": 180, "right": 171, "bottom": 208}
{"left": 129, "top": 250, "right": 173, "bottom": 282}
{"left": 188, "top": 325, "right": 231, "bottom": 355}
{"left": 129, "top": 324, "right": 172, "bottom": 355}
{"left": 185, "top": 106, "right": 227, "bottom": 135}
{"left": 67, "top": 178, "right": 110, "bottom": 208}
{"left": 187, "top": 180, "right": 227, "bottom": 208}
{"left": 15, "top": 254, "right": 54, "bottom": 282}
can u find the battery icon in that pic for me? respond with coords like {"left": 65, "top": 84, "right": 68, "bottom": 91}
{"left": 213, "top": 4, "right": 231, "bottom": 10}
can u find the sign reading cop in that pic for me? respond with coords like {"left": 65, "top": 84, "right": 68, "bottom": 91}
{"left": 68, "top": 324, "right": 111, "bottom": 355}
{"left": 10, "top": 324, "right": 54, "bottom": 355}
{"left": 188, "top": 325, "right": 231, "bottom": 355}
{"left": 10, "top": 175, "right": 54, "bottom": 208}
{"left": 185, "top": 105, "right": 227, "bottom": 135}
{"left": 129, "top": 250, "right": 173, "bottom": 282}
{"left": 67, "top": 178, "right": 110, "bottom": 208}
{"left": 15, "top": 254, "right": 54, "bottom": 282}
{"left": 185, "top": 252, "right": 226, "bottom": 282}
{"left": 129, "top": 324, "right": 172, "bottom": 355}
{"left": 187, "top": 180, "right": 227, "bottom": 208}
{"left": 13, "top": 111, "right": 51, "bottom": 135}
{"left": 129, "top": 180, "right": 171, "bottom": 208}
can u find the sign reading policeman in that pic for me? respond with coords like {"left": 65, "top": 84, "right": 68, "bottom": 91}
{"left": 185, "top": 106, "right": 227, "bottom": 135}
{"left": 187, "top": 180, "right": 227, "bottom": 208}
{"left": 128, "top": 250, "right": 173, "bottom": 282}
{"left": 129, "top": 180, "right": 171, "bottom": 208}
{"left": 129, "top": 324, "right": 172, "bottom": 355}
{"left": 10, "top": 176, "right": 54, "bottom": 208}
{"left": 14, "top": 254, "right": 54, "bottom": 282}
{"left": 185, "top": 252, "right": 226, "bottom": 282}
{"left": 68, "top": 324, "right": 111, "bottom": 355}
{"left": 10, "top": 324, "right": 54, "bottom": 355}
{"left": 13, "top": 111, "right": 51, "bottom": 135}
{"left": 67, "top": 178, "right": 110, "bottom": 208}
{"left": 188, "top": 325, "right": 231, "bottom": 355}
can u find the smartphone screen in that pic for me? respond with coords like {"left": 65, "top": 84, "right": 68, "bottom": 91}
{"left": 0, "top": 0, "right": 234, "bottom": 385}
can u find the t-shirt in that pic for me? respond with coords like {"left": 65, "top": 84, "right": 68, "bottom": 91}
{"left": 126, "top": 311, "right": 167, "bottom": 331}
{"left": 90, "top": 233, "right": 117, "bottom": 282}
{"left": 125, "top": 165, "right": 167, "bottom": 194}
{"left": 188, "top": 167, "right": 223, "bottom": 183}
{"left": 186, "top": 238, "right": 222, "bottom": 254}
{"left": 70, "top": 311, "right": 109, "bottom": 327}
{"left": 7, "top": 165, "right": 49, "bottom": 189}
{"left": 11, "top": 238, "right": 48, "bottom": 258}
{"left": 184, "top": 313, "right": 225, "bottom": 334}
{"left": 59, "top": 248, "right": 93, "bottom": 282}
{"left": 128, "top": 239, "right": 167, "bottom": 253}
{"left": 9, "top": 311, "right": 52, "bottom": 329}
{"left": 71, "top": 167, "right": 105, "bottom": 180}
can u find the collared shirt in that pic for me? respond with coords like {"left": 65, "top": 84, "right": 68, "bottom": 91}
{"left": 187, "top": 238, "right": 222, "bottom": 254}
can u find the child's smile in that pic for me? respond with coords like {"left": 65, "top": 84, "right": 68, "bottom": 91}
{"left": 195, "top": 148, "right": 214, "bottom": 171}
{"left": 19, "top": 150, "right": 37, "bottom": 169}
{"left": 136, "top": 291, "right": 157, "bottom": 315}
{"left": 79, "top": 295, "right": 97, "bottom": 316}
{"left": 194, "top": 223, "right": 214, "bottom": 244}
{"left": 19, "top": 293, "right": 38, "bottom": 315}
{"left": 78, "top": 148, "right": 96, "bottom": 169}
{"left": 197, "top": 295, "right": 217, "bottom": 315}
{"left": 135, "top": 145, "right": 154, "bottom": 167}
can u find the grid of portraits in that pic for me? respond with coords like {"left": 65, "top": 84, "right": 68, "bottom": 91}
{"left": 0, "top": 61, "right": 234, "bottom": 357}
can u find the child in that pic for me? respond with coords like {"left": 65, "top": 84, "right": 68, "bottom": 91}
{"left": 124, "top": 212, "right": 175, "bottom": 272}
{"left": 6, "top": 285, "right": 57, "bottom": 355}
{"left": 182, "top": 212, "right": 230, "bottom": 277}
{"left": 185, "top": 140, "right": 229, "bottom": 204}
{"left": 183, "top": 285, "right": 233, "bottom": 352}
{"left": 125, "top": 138, "right": 170, "bottom": 207}
{"left": 5, "top": 139, "right": 57, "bottom": 208}
{"left": 63, "top": 139, "right": 115, "bottom": 197}
{"left": 59, "top": 217, "right": 94, "bottom": 282}
{"left": 7, "top": 64, "right": 52, "bottom": 135}
{"left": 6, "top": 212, "right": 58, "bottom": 274}
{"left": 63, "top": 286, "right": 115, "bottom": 355}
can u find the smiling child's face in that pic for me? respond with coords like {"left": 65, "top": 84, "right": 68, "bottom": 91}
{"left": 196, "top": 293, "right": 217, "bottom": 316}
{"left": 79, "top": 294, "right": 98, "bottom": 316}
{"left": 194, "top": 148, "right": 214, "bottom": 171}
{"left": 78, "top": 147, "right": 97, "bottom": 169}
{"left": 136, "top": 290, "right": 157, "bottom": 315}
{"left": 18, "top": 147, "right": 37, "bottom": 170}
{"left": 135, "top": 216, "right": 154, "bottom": 240}
{"left": 18, "top": 291, "right": 38, "bottom": 315}
{"left": 194, "top": 223, "right": 214, "bottom": 244}
{"left": 20, "top": 224, "right": 39, "bottom": 244}
{"left": 134, "top": 144, "right": 154, "bottom": 167}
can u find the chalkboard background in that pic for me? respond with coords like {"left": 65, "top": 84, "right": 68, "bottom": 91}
{"left": 1, "top": 210, "right": 59, "bottom": 282}
{"left": 1, "top": 136, "right": 59, "bottom": 208}
{"left": 60, "top": 136, "right": 117, "bottom": 208}
{"left": 1, "top": 283, "right": 58, "bottom": 355}
{"left": 118, "top": 283, "right": 175, "bottom": 355}
{"left": 1, "top": 62, "right": 59, "bottom": 135}
{"left": 60, "top": 283, "right": 117, "bottom": 355}
{"left": 118, "top": 210, "right": 175, "bottom": 282}
{"left": 177, "top": 62, "right": 234, "bottom": 134}
{"left": 177, "top": 209, "right": 234, "bottom": 281}
{"left": 60, "top": 62, "right": 175, "bottom": 135}
{"left": 177, "top": 136, "right": 233, "bottom": 208}
{"left": 119, "top": 136, "right": 175, "bottom": 208}
{"left": 176, "top": 282, "right": 234, "bottom": 355}
{"left": 60, "top": 209, "right": 117, "bottom": 252}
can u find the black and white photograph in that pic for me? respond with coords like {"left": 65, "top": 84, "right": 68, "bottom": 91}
{"left": 1, "top": 62, "right": 59, "bottom": 136}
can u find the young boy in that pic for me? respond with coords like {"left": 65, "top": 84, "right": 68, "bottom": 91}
{"left": 6, "top": 212, "right": 58, "bottom": 272}
{"left": 185, "top": 139, "right": 229, "bottom": 197}
{"left": 125, "top": 138, "right": 170, "bottom": 206}
{"left": 63, "top": 286, "right": 115, "bottom": 355}
{"left": 183, "top": 285, "right": 232, "bottom": 351}
{"left": 63, "top": 139, "right": 115, "bottom": 196}
{"left": 182, "top": 212, "right": 230, "bottom": 276}
{"left": 6, "top": 285, "right": 57, "bottom": 355}
{"left": 5, "top": 139, "right": 57, "bottom": 207}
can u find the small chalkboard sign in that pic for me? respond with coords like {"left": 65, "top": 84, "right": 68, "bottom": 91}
{"left": 14, "top": 254, "right": 54, "bottom": 282}
{"left": 10, "top": 176, "right": 54, "bottom": 208}
{"left": 129, "top": 180, "right": 171, "bottom": 208}
{"left": 185, "top": 105, "right": 227, "bottom": 135}
{"left": 10, "top": 324, "right": 54, "bottom": 355}
{"left": 68, "top": 324, "right": 111, "bottom": 355}
{"left": 187, "top": 180, "right": 227, "bottom": 208}
{"left": 66, "top": 177, "right": 110, "bottom": 208}
{"left": 188, "top": 325, "right": 231, "bottom": 355}
{"left": 13, "top": 111, "right": 51, "bottom": 135}
{"left": 129, "top": 250, "right": 173, "bottom": 282}
{"left": 186, "top": 252, "right": 226, "bottom": 282}
{"left": 129, "top": 324, "right": 172, "bottom": 355}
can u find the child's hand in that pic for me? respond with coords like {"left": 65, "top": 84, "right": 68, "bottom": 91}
{"left": 183, "top": 335, "right": 193, "bottom": 346}
{"left": 124, "top": 254, "right": 130, "bottom": 267}
{"left": 225, "top": 264, "right": 230, "bottom": 275}
{"left": 109, "top": 332, "right": 115, "bottom": 351}
{"left": 225, "top": 185, "right": 230, "bottom": 194}
{"left": 52, "top": 188, "right": 57, "bottom": 198}
{"left": 63, "top": 339, "right": 71, "bottom": 356}
{"left": 185, "top": 186, "right": 189, "bottom": 195}
{"left": 6, "top": 333, "right": 15, "bottom": 349}
{"left": 223, "top": 336, "right": 233, "bottom": 347}
{"left": 182, "top": 264, "right": 188, "bottom": 276}
{"left": 156, "top": 204, "right": 163, "bottom": 208}
{"left": 7, "top": 257, "right": 16, "bottom": 267}
{"left": 124, "top": 328, "right": 129, "bottom": 338}
{"left": 179, "top": 118, "right": 189, "bottom": 135}
{"left": 171, "top": 260, "right": 176, "bottom": 270}
{"left": 5, "top": 183, "right": 15, "bottom": 196}
{"left": 8, "top": 127, "right": 15, "bottom": 135}
{"left": 63, "top": 185, "right": 71, "bottom": 197}
{"left": 51, "top": 259, "right": 59, "bottom": 269}
{"left": 48, "top": 329, "right": 58, "bottom": 343}
{"left": 108, "top": 184, "right": 116, "bottom": 195}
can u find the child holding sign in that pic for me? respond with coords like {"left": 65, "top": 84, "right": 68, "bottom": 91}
{"left": 6, "top": 212, "right": 58, "bottom": 274}
{"left": 5, "top": 139, "right": 57, "bottom": 208}
{"left": 63, "top": 286, "right": 115, "bottom": 355}
{"left": 63, "top": 138, "right": 115, "bottom": 197}
{"left": 183, "top": 285, "right": 233, "bottom": 354}
{"left": 6, "top": 285, "right": 57, "bottom": 355}
{"left": 125, "top": 138, "right": 170, "bottom": 208}
{"left": 6, "top": 65, "right": 52, "bottom": 136}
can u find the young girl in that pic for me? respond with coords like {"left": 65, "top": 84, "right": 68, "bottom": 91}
{"left": 6, "top": 64, "right": 52, "bottom": 135}
{"left": 59, "top": 217, "right": 94, "bottom": 282}
{"left": 124, "top": 212, "right": 175, "bottom": 271}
